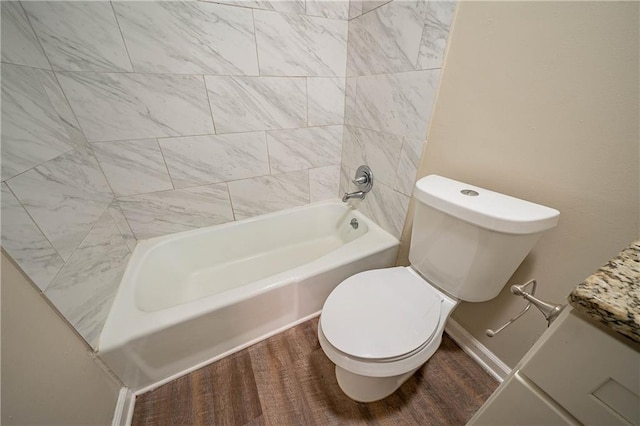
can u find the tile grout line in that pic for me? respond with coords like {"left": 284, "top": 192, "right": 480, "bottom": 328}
{"left": 30, "top": 67, "right": 430, "bottom": 79}
{"left": 345, "top": 122, "right": 424, "bottom": 144}
{"left": 225, "top": 182, "right": 237, "bottom": 221}
{"left": 109, "top": 0, "right": 136, "bottom": 73}
{"left": 305, "top": 77, "right": 310, "bottom": 127}
{"left": 414, "top": 13, "right": 430, "bottom": 70}
{"left": 356, "top": 0, "right": 393, "bottom": 20}
{"left": 106, "top": 201, "right": 136, "bottom": 255}
{"left": 263, "top": 131, "right": 274, "bottom": 176}
{"left": 1, "top": 144, "right": 76, "bottom": 183}
{"left": 338, "top": 123, "right": 347, "bottom": 198}
{"left": 391, "top": 137, "right": 408, "bottom": 194}
{"left": 154, "top": 138, "right": 176, "bottom": 191}
{"left": 14, "top": 68, "right": 349, "bottom": 78}
{"left": 200, "top": 0, "right": 349, "bottom": 22}
{"left": 88, "top": 146, "right": 120, "bottom": 208}
{"left": 202, "top": 74, "right": 219, "bottom": 134}
{"left": 250, "top": 9, "right": 262, "bottom": 77}
{"left": 47, "top": 200, "right": 115, "bottom": 294}
{"left": 307, "top": 168, "right": 312, "bottom": 202}
{"left": 0, "top": 60, "right": 52, "bottom": 72}
{"left": 84, "top": 123, "right": 345, "bottom": 145}
{"left": 112, "top": 168, "right": 273, "bottom": 200}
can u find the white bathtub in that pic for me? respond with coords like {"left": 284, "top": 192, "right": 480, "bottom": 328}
{"left": 99, "top": 201, "right": 399, "bottom": 391}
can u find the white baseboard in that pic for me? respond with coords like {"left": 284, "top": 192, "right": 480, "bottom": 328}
{"left": 445, "top": 319, "right": 511, "bottom": 382}
{"left": 112, "top": 387, "right": 135, "bottom": 426}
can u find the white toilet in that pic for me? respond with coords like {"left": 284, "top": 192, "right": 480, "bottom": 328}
{"left": 318, "top": 175, "right": 560, "bottom": 402}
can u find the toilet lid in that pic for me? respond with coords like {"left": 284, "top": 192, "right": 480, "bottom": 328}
{"left": 321, "top": 267, "right": 442, "bottom": 360}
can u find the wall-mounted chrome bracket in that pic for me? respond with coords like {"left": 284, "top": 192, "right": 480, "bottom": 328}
{"left": 485, "top": 280, "right": 566, "bottom": 337}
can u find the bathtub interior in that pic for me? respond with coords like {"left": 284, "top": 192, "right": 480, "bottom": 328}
{"left": 135, "top": 203, "right": 368, "bottom": 312}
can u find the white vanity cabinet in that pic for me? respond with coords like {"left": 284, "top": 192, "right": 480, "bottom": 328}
{"left": 469, "top": 307, "right": 640, "bottom": 425}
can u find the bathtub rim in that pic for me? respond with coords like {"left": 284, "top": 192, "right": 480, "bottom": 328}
{"left": 98, "top": 200, "right": 399, "bottom": 353}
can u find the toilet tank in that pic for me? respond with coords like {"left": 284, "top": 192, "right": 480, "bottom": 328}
{"left": 409, "top": 175, "right": 559, "bottom": 302}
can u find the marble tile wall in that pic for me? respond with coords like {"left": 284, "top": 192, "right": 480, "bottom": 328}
{"left": 1, "top": 0, "right": 348, "bottom": 349}
{"left": 1, "top": 0, "right": 454, "bottom": 348}
{"left": 340, "top": 0, "right": 457, "bottom": 239}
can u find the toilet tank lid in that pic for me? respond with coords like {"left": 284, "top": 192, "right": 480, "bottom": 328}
{"left": 414, "top": 175, "right": 560, "bottom": 234}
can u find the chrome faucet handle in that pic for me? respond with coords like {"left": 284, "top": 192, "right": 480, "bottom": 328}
{"left": 352, "top": 165, "right": 373, "bottom": 192}
{"left": 352, "top": 176, "right": 368, "bottom": 185}
{"left": 343, "top": 166, "right": 374, "bottom": 203}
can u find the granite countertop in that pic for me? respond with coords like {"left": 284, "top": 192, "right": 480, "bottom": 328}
{"left": 569, "top": 240, "right": 640, "bottom": 343}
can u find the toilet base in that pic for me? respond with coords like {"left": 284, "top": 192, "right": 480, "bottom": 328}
{"left": 335, "top": 365, "right": 419, "bottom": 402}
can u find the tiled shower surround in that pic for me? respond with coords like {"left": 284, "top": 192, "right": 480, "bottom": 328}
{"left": 340, "top": 0, "right": 456, "bottom": 238}
{"left": 0, "top": 0, "right": 455, "bottom": 348}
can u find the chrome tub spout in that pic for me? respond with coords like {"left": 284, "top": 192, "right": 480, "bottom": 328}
{"left": 342, "top": 191, "right": 366, "bottom": 202}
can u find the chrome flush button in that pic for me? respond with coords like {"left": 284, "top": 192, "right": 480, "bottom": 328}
{"left": 460, "top": 189, "right": 479, "bottom": 196}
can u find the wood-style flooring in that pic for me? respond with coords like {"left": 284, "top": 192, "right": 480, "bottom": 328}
{"left": 132, "top": 317, "right": 498, "bottom": 425}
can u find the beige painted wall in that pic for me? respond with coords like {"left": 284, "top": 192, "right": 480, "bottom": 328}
{"left": 1, "top": 252, "right": 122, "bottom": 425}
{"left": 400, "top": 1, "right": 639, "bottom": 367}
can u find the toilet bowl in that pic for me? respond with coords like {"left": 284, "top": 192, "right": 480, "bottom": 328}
{"left": 319, "top": 175, "right": 560, "bottom": 402}
{"left": 318, "top": 266, "right": 457, "bottom": 402}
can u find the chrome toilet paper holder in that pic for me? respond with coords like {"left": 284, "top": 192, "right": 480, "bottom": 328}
{"left": 486, "top": 279, "right": 565, "bottom": 337}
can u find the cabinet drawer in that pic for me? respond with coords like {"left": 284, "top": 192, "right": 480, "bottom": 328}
{"left": 521, "top": 310, "right": 640, "bottom": 425}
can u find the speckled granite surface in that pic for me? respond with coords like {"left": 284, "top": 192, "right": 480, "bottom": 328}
{"left": 569, "top": 240, "right": 640, "bottom": 343}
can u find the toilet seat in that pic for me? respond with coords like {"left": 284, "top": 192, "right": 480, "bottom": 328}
{"left": 320, "top": 267, "right": 443, "bottom": 360}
